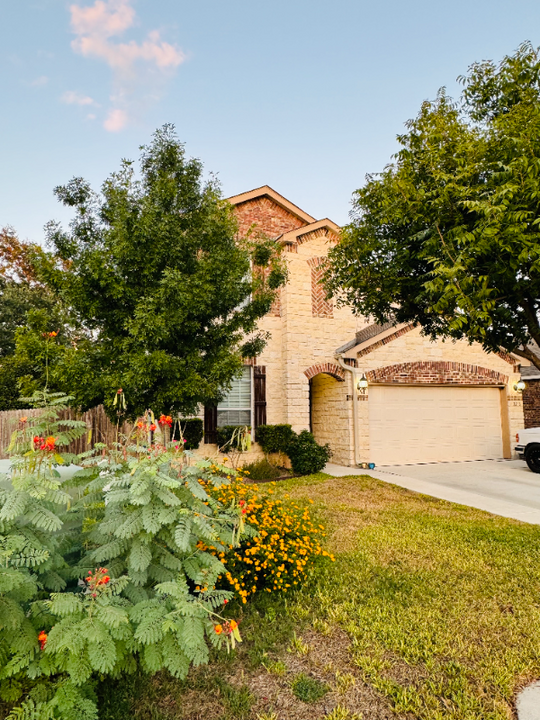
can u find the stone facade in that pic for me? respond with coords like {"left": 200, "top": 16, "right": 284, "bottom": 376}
{"left": 310, "top": 373, "right": 354, "bottom": 465}
{"left": 226, "top": 187, "right": 525, "bottom": 466}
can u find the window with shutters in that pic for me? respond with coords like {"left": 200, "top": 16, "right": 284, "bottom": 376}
{"left": 217, "top": 367, "right": 252, "bottom": 427}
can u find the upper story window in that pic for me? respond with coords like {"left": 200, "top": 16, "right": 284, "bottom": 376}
{"left": 217, "top": 367, "right": 252, "bottom": 427}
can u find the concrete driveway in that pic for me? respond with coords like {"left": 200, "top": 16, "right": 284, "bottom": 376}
{"left": 325, "top": 459, "right": 540, "bottom": 525}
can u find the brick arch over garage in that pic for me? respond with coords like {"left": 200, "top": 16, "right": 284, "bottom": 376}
{"left": 304, "top": 362, "right": 345, "bottom": 382}
{"left": 366, "top": 361, "right": 508, "bottom": 386}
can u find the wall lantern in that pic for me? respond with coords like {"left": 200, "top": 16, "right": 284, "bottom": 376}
{"left": 513, "top": 379, "right": 526, "bottom": 393}
{"left": 357, "top": 374, "right": 368, "bottom": 394}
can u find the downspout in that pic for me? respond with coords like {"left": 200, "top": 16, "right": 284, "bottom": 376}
{"left": 335, "top": 354, "right": 361, "bottom": 467}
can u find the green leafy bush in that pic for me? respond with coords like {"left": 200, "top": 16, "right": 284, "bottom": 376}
{"left": 241, "top": 458, "right": 283, "bottom": 481}
{"left": 0, "top": 393, "right": 248, "bottom": 719}
{"left": 172, "top": 418, "right": 203, "bottom": 450}
{"left": 216, "top": 425, "right": 251, "bottom": 452}
{"left": 287, "top": 430, "right": 332, "bottom": 476}
{"left": 255, "top": 424, "right": 294, "bottom": 455}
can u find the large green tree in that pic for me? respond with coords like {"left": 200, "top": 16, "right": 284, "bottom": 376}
{"left": 326, "top": 42, "right": 540, "bottom": 370}
{"left": 39, "top": 125, "right": 285, "bottom": 418}
{"left": 0, "top": 228, "right": 68, "bottom": 409}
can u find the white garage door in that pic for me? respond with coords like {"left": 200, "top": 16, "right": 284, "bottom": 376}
{"left": 369, "top": 385, "right": 503, "bottom": 465}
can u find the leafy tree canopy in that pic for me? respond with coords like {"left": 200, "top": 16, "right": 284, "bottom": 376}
{"left": 326, "top": 41, "right": 540, "bottom": 370}
{"left": 38, "top": 125, "right": 286, "bottom": 418}
{"left": 0, "top": 229, "right": 69, "bottom": 409}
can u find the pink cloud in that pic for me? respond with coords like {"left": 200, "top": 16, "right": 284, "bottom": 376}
{"left": 70, "top": 0, "right": 135, "bottom": 40}
{"left": 69, "top": 0, "right": 185, "bottom": 131}
{"left": 104, "top": 108, "right": 128, "bottom": 132}
{"left": 62, "top": 90, "right": 97, "bottom": 106}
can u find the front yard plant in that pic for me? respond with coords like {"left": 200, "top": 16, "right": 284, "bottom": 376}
{"left": 0, "top": 393, "right": 250, "bottom": 719}
{"left": 205, "top": 479, "right": 334, "bottom": 602}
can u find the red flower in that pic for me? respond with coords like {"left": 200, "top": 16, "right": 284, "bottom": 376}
{"left": 149, "top": 423, "right": 157, "bottom": 432}
{"left": 158, "top": 414, "right": 173, "bottom": 427}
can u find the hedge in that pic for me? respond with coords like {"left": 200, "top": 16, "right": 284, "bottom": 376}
{"left": 255, "top": 424, "right": 294, "bottom": 454}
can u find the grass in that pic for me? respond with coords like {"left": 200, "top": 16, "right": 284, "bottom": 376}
{"left": 101, "top": 472, "right": 540, "bottom": 719}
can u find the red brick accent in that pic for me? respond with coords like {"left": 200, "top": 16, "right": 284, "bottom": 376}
{"left": 233, "top": 197, "right": 306, "bottom": 239}
{"left": 523, "top": 379, "right": 540, "bottom": 427}
{"left": 366, "top": 361, "right": 508, "bottom": 386}
{"left": 297, "top": 227, "right": 340, "bottom": 246}
{"left": 269, "top": 289, "right": 281, "bottom": 317}
{"left": 356, "top": 324, "right": 415, "bottom": 357}
{"left": 308, "top": 257, "right": 333, "bottom": 318}
{"left": 496, "top": 350, "right": 520, "bottom": 372}
{"left": 304, "top": 363, "right": 345, "bottom": 382}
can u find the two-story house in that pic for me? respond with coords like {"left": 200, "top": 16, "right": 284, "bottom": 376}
{"left": 199, "top": 185, "right": 525, "bottom": 468}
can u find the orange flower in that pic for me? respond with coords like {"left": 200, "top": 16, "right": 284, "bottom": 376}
{"left": 19, "top": 416, "right": 28, "bottom": 424}
{"left": 38, "top": 631, "right": 47, "bottom": 650}
{"left": 149, "top": 423, "right": 157, "bottom": 432}
{"left": 229, "top": 619, "right": 238, "bottom": 630}
{"left": 214, "top": 624, "right": 223, "bottom": 635}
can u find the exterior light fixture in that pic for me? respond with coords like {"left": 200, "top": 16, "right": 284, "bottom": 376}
{"left": 513, "top": 380, "right": 526, "bottom": 393}
{"left": 357, "top": 374, "right": 368, "bottom": 394}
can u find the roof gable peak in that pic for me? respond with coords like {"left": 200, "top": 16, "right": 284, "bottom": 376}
{"left": 227, "top": 185, "right": 316, "bottom": 225}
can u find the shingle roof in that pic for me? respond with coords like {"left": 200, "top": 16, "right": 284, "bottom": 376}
{"left": 521, "top": 365, "right": 540, "bottom": 380}
{"left": 335, "top": 321, "right": 397, "bottom": 355}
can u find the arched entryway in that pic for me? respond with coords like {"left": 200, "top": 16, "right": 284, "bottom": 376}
{"left": 303, "top": 364, "right": 353, "bottom": 466}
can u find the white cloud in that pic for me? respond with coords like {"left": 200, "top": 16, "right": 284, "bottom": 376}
{"left": 62, "top": 90, "right": 97, "bottom": 106}
{"left": 69, "top": 0, "right": 185, "bottom": 131}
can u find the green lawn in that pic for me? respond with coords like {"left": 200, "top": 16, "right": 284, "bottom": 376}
{"left": 102, "top": 473, "right": 540, "bottom": 720}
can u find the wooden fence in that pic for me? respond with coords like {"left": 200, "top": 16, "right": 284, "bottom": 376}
{"left": 0, "top": 406, "right": 132, "bottom": 458}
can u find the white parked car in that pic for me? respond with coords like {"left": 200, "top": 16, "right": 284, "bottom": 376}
{"left": 515, "top": 428, "right": 540, "bottom": 472}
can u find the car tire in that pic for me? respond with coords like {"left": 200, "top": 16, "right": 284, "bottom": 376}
{"left": 525, "top": 443, "right": 540, "bottom": 473}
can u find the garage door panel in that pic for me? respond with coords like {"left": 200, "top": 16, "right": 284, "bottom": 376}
{"left": 369, "top": 386, "right": 503, "bottom": 465}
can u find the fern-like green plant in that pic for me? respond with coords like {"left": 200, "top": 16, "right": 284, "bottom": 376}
{"left": 0, "top": 396, "right": 250, "bottom": 719}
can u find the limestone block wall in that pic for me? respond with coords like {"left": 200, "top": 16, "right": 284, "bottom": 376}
{"left": 310, "top": 372, "right": 354, "bottom": 466}
{"left": 255, "top": 234, "right": 362, "bottom": 433}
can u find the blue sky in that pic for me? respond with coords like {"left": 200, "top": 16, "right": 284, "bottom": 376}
{"left": 2, "top": 0, "right": 540, "bottom": 243}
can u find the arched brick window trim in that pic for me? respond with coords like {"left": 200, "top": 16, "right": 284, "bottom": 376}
{"left": 365, "top": 362, "right": 508, "bottom": 386}
{"left": 304, "top": 363, "right": 345, "bottom": 382}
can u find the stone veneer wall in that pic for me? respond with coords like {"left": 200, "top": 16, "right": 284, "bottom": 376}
{"left": 523, "top": 380, "right": 540, "bottom": 428}
{"left": 232, "top": 198, "right": 364, "bottom": 434}
{"left": 310, "top": 372, "right": 354, "bottom": 466}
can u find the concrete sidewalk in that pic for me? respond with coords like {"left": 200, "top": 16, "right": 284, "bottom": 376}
{"left": 324, "top": 460, "right": 540, "bottom": 525}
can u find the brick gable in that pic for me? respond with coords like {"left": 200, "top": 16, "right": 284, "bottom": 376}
{"left": 233, "top": 197, "right": 306, "bottom": 239}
